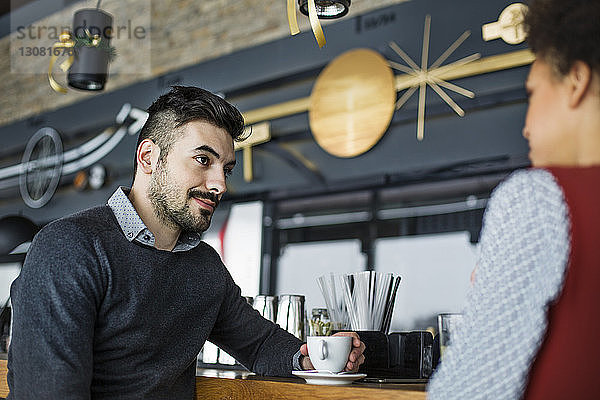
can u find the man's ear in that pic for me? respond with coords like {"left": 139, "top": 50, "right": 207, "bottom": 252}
{"left": 136, "top": 139, "right": 159, "bottom": 175}
{"left": 568, "top": 60, "right": 592, "bottom": 108}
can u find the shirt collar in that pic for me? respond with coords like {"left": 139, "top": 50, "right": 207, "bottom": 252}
{"left": 107, "top": 186, "right": 202, "bottom": 252}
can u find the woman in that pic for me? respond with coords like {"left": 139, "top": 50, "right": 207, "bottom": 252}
{"left": 427, "top": 0, "right": 600, "bottom": 398}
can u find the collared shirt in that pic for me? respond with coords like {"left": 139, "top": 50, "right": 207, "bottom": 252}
{"left": 107, "top": 186, "right": 202, "bottom": 252}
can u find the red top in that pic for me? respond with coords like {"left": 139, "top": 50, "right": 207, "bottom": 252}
{"left": 524, "top": 166, "right": 600, "bottom": 399}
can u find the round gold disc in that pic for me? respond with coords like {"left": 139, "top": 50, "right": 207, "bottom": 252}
{"left": 309, "top": 48, "right": 396, "bottom": 158}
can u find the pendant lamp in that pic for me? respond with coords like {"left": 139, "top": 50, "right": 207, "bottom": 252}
{"left": 67, "top": 7, "right": 113, "bottom": 91}
{"left": 287, "top": 0, "right": 351, "bottom": 48}
{"left": 298, "top": 0, "right": 350, "bottom": 19}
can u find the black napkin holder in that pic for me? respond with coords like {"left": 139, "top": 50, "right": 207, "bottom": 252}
{"left": 388, "top": 331, "right": 434, "bottom": 379}
{"left": 355, "top": 331, "right": 390, "bottom": 373}
{"left": 337, "top": 330, "right": 434, "bottom": 379}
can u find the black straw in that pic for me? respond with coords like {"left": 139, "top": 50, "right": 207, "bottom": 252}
{"left": 382, "top": 276, "right": 401, "bottom": 333}
{"left": 96, "top": 0, "right": 102, "bottom": 9}
{"left": 380, "top": 278, "right": 395, "bottom": 331}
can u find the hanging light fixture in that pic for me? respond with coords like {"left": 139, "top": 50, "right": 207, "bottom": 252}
{"left": 48, "top": 0, "right": 115, "bottom": 93}
{"left": 298, "top": 0, "right": 350, "bottom": 19}
{"left": 67, "top": 2, "right": 113, "bottom": 91}
{"left": 287, "top": 0, "right": 351, "bottom": 48}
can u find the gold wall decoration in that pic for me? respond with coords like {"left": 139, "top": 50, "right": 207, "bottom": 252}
{"left": 387, "top": 15, "right": 480, "bottom": 141}
{"left": 237, "top": 8, "right": 537, "bottom": 166}
{"left": 238, "top": 48, "right": 533, "bottom": 167}
{"left": 234, "top": 122, "right": 271, "bottom": 182}
{"left": 287, "top": 0, "right": 327, "bottom": 48}
{"left": 241, "top": 49, "right": 534, "bottom": 127}
{"left": 482, "top": 3, "right": 528, "bottom": 45}
{"left": 308, "top": 48, "right": 397, "bottom": 158}
{"left": 48, "top": 31, "right": 75, "bottom": 94}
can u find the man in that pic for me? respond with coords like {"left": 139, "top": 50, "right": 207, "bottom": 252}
{"left": 428, "top": 0, "right": 600, "bottom": 399}
{"left": 7, "top": 86, "right": 365, "bottom": 399}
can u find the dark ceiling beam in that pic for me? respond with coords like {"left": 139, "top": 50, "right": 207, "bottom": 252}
{"left": 259, "top": 142, "right": 327, "bottom": 186}
{"left": 0, "top": 0, "right": 71, "bottom": 38}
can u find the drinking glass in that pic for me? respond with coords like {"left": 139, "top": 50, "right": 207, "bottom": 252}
{"left": 438, "top": 313, "right": 463, "bottom": 361}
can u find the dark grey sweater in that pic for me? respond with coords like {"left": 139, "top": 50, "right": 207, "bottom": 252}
{"left": 7, "top": 206, "right": 302, "bottom": 399}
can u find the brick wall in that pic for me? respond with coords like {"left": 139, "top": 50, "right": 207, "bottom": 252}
{"left": 0, "top": 0, "right": 408, "bottom": 127}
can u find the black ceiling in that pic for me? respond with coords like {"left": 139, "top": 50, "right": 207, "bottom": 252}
{"left": 0, "top": 0, "right": 80, "bottom": 38}
{"left": 0, "top": 0, "right": 34, "bottom": 17}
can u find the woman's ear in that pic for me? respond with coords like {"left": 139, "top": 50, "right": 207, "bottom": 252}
{"left": 567, "top": 60, "right": 592, "bottom": 108}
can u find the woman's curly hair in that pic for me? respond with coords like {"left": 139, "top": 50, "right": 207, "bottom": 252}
{"left": 525, "top": 0, "right": 600, "bottom": 76}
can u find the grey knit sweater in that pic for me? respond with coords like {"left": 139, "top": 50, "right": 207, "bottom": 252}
{"left": 7, "top": 206, "right": 302, "bottom": 399}
{"left": 427, "top": 169, "right": 570, "bottom": 399}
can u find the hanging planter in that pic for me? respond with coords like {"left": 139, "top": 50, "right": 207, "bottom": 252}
{"left": 287, "top": 0, "right": 351, "bottom": 48}
{"left": 48, "top": 3, "right": 116, "bottom": 93}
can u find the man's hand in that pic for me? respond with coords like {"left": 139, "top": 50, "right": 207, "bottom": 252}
{"left": 299, "top": 332, "right": 366, "bottom": 372}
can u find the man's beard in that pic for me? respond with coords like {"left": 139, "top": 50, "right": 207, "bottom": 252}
{"left": 147, "top": 161, "right": 219, "bottom": 233}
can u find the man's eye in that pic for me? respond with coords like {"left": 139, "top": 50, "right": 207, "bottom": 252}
{"left": 225, "top": 169, "right": 233, "bottom": 178}
{"left": 195, "top": 156, "right": 209, "bottom": 165}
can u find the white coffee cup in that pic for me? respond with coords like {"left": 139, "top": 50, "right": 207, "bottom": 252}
{"left": 307, "top": 335, "right": 352, "bottom": 373}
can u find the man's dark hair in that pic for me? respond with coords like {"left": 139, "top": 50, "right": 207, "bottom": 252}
{"left": 134, "top": 86, "right": 246, "bottom": 174}
{"left": 525, "top": 0, "right": 600, "bottom": 77}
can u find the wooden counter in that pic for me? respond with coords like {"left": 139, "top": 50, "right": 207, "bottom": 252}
{"left": 195, "top": 368, "right": 426, "bottom": 400}
{"left": 0, "top": 360, "right": 426, "bottom": 399}
{"left": 0, "top": 360, "right": 7, "bottom": 399}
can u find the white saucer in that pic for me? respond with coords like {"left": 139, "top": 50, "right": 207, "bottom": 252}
{"left": 292, "top": 370, "right": 367, "bottom": 386}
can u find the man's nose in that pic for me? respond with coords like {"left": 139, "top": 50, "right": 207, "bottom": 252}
{"left": 205, "top": 169, "right": 227, "bottom": 195}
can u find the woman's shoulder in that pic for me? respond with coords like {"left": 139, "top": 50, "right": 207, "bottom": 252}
{"left": 480, "top": 168, "right": 569, "bottom": 287}
{"left": 488, "top": 168, "right": 564, "bottom": 216}
{"left": 497, "top": 168, "right": 560, "bottom": 196}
